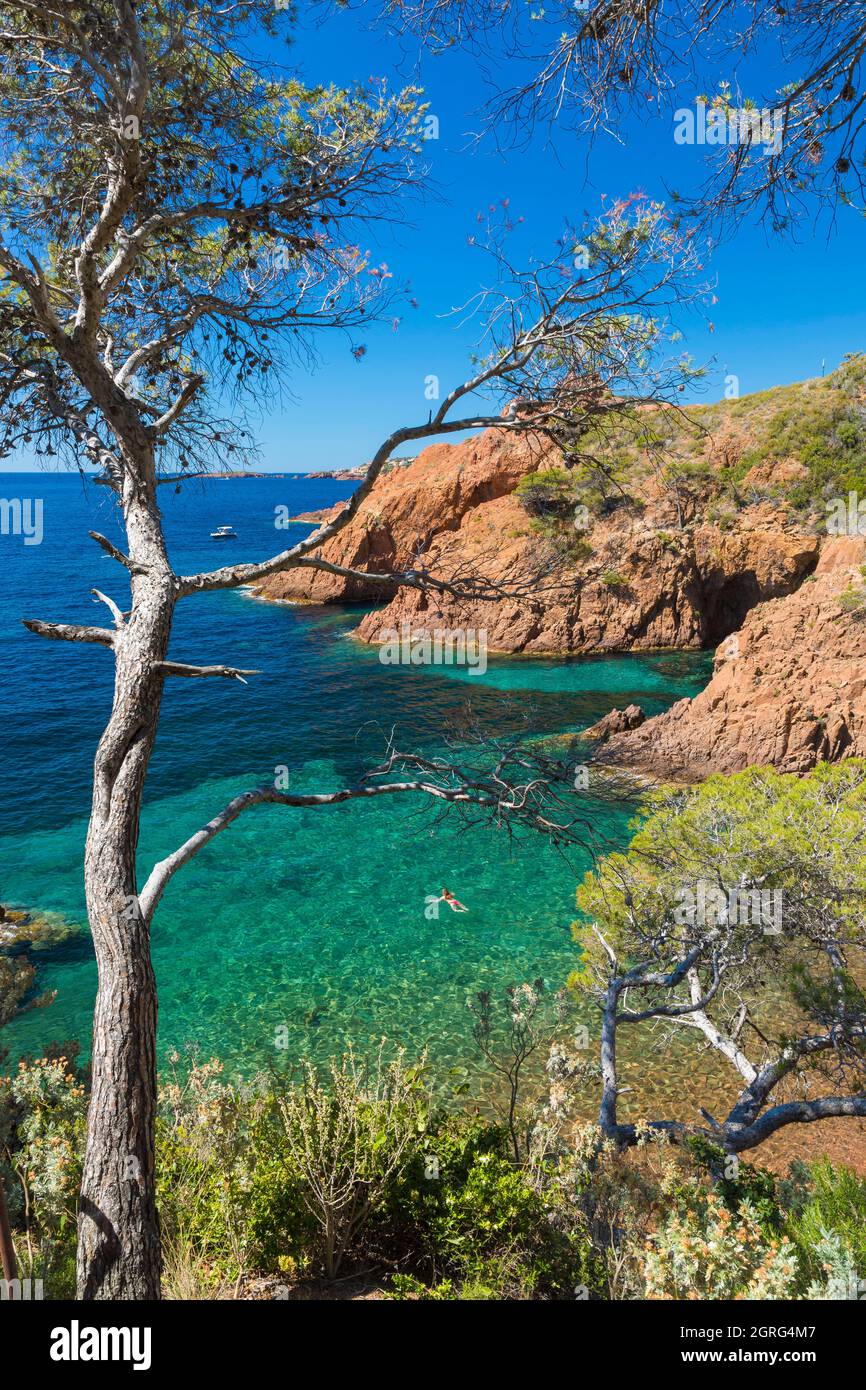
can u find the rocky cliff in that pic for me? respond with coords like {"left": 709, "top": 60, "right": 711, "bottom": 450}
{"left": 259, "top": 430, "right": 555, "bottom": 606}
{"left": 352, "top": 488, "right": 818, "bottom": 655}
{"left": 592, "top": 538, "right": 866, "bottom": 777}
{"left": 255, "top": 360, "right": 866, "bottom": 775}
{"left": 258, "top": 427, "right": 819, "bottom": 654}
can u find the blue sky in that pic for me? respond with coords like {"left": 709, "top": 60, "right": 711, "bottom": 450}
{"left": 4, "top": 5, "right": 865, "bottom": 473}
{"left": 260, "top": 8, "right": 866, "bottom": 469}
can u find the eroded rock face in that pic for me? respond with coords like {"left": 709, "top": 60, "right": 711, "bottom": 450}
{"left": 597, "top": 539, "right": 866, "bottom": 778}
{"left": 260, "top": 428, "right": 819, "bottom": 656}
{"left": 260, "top": 430, "right": 555, "bottom": 605}
{"left": 256, "top": 419, "right": 866, "bottom": 776}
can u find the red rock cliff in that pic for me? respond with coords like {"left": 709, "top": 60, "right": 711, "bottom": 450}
{"left": 259, "top": 427, "right": 817, "bottom": 655}
{"left": 595, "top": 538, "right": 866, "bottom": 777}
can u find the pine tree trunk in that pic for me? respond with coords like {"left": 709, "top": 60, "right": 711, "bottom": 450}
{"left": 76, "top": 478, "right": 174, "bottom": 1300}
{"left": 0, "top": 1172, "right": 17, "bottom": 1291}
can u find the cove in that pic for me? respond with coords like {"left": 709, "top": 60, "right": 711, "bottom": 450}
{"left": 0, "top": 474, "right": 712, "bottom": 1079}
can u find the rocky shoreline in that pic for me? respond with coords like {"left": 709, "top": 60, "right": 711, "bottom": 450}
{"left": 588, "top": 537, "right": 866, "bottom": 778}
{"left": 255, "top": 369, "right": 866, "bottom": 778}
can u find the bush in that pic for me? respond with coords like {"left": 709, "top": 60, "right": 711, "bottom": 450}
{"left": 600, "top": 570, "right": 629, "bottom": 590}
{"left": 515, "top": 469, "right": 576, "bottom": 522}
{"left": 838, "top": 586, "right": 866, "bottom": 618}
{"left": 685, "top": 1138, "right": 785, "bottom": 1234}
{"left": 0, "top": 1055, "right": 86, "bottom": 1297}
{"left": 381, "top": 1112, "right": 602, "bottom": 1299}
{"left": 153, "top": 1047, "right": 601, "bottom": 1297}
{"left": 786, "top": 1158, "right": 866, "bottom": 1286}
{"left": 242, "top": 1146, "right": 318, "bottom": 1280}
{"left": 156, "top": 1054, "right": 282, "bottom": 1294}
{"left": 803, "top": 1231, "right": 864, "bottom": 1299}
{"left": 273, "top": 1043, "right": 429, "bottom": 1279}
{"left": 641, "top": 1188, "right": 800, "bottom": 1299}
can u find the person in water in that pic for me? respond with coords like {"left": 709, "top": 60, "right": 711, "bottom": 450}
{"left": 437, "top": 887, "right": 468, "bottom": 913}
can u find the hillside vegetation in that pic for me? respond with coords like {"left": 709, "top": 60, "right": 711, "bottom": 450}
{"left": 517, "top": 352, "right": 866, "bottom": 545}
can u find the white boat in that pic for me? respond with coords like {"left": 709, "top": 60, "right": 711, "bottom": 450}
{"left": 210, "top": 525, "right": 237, "bottom": 540}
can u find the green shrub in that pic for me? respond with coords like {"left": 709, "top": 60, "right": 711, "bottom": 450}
{"left": 516, "top": 468, "right": 600, "bottom": 566}
{"left": 786, "top": 1159, "right": 866, "bottom": 1283}
{"left": 380, "top": 1112, "right": 601, "bottom": 1299}
{"left": 242, "top": 1141, "right": 318, "bottom": 1277}
{"left": 601, "top": 570, "right": 629, "bottom": 590}
{"left": 272, "top": 1043, "right": 429, "bottom": 1279}
{"left": 838, "top": 586, "right": 866, "bottom": 617}
{"left": 156, "top": 1123, "right": 239, "bottom": 1293}
{"left": 0, "top": 1055, "right": 86, "bottom": 1298}
{"left": 515, "top": 469, "right": 576, "bottom": 521}
{"left": 803, "top": 1231, "right": 864, "bottom": 1299}
{"left": 684, "top": 1137, "right": 785, "bottom": 1234}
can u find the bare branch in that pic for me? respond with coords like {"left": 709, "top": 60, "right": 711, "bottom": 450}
{"left": 138, "top": 777, "right": 501, "bottom": 922}
{"left": 22, "top": 619, "right": 115, "bottom": 648}
{"left": 723, "top": 1095, "right": 866, "bottom": 1152}
{"left": 175, "top": 410, "right": 527, "bottom": 596}
{"left": 155, "top": 660, "right": 261, "bottom": 683}
{"left": 89, "top": 531, "right": 143, "bottom": 574}
{"left": 91, "top": 589, "right": 126, "bottom": 629}
{"left": 150, "top": 375, "right": 205, "bottom": 436}
{"left": 137, "top": 733, "right": 597, "bottom": 924}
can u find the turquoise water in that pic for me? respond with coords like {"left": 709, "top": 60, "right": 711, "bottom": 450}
{"left": 0, "top": 475, "right": 711, "bottom": 1080}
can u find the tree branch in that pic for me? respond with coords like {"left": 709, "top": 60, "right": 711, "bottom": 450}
{"left": 138, "top": 737, "right": 594, "bottom": 923}
{"left": 22, "top": 619, "right": 115, "bottom": 648}
{"left": 155, "top": 660, "right": 261, "bottom": 683}
{"left": 174, "top": 409, "right": 524, "bottom": 597}
{"left": 91, "top": 589, "right": 126, "bottom": 629}
{"left": 89, "top": 531, "right": 143, "bottom": 574}
{"left": 724, "top": 1095, "right": 866, "bottom": 1153}
{"left": 138, "top": 776, "right": 506, "bottom": 922}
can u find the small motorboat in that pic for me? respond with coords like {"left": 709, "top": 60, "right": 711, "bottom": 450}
{"left": 210, "top": 525, "right": 237, "bottom": 540}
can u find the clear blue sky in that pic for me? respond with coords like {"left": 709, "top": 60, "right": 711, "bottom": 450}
{"left": 261, "top": 8, "right": 866, "bottom": 470}
{"left": 4, "top": 6, "right": 865, "bottom": 473}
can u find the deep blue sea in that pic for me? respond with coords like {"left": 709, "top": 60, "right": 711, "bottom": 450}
{"left": 0, "top": 472, "right": 711, "bottom": 1083}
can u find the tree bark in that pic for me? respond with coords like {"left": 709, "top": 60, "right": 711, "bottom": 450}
{"left": 0, "top": 1173, "right": 17, "bottom": 1292}
{"left": 77, "top": 473, "right": 174, "bottom": 1300}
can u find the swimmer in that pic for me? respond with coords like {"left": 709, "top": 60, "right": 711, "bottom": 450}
{"left": 436, "top": 886, "right": 469, "bottom": 913}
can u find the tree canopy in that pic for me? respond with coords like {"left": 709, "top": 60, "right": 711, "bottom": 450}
{"left": 574, "top": 761, "right": 866, "bottom": 1151}
{"left": 0, "top": 0, "right": 424, "bottom": 478}
{"left": 342, "top": 0, "right": 866, "bottom": 229}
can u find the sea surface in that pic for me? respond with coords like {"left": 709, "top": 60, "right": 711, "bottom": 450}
{"left": 0, "top": 472, "right": 712, "bottom": 1086}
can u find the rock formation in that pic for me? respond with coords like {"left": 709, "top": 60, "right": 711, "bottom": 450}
{"left": 582, "top": 704, "right": 647, "bottom": 742}
{"left": 258, "top": 428, "right": 818, "bottom": 655}
{"left": 254, "top": 363, "right": 866, "bottom": 776}
{"left": 259, "top": 429, "right": 554, "bottom": 606}
{"left": 593, "top": 538, "right": 866, "bottom": 777}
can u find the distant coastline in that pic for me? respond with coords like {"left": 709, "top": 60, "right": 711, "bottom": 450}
{"left": 208, "top": 467, "right": 362, "bottom": 481}
{"left": 211, "top": 457, "right": 416, "bottom": 482}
